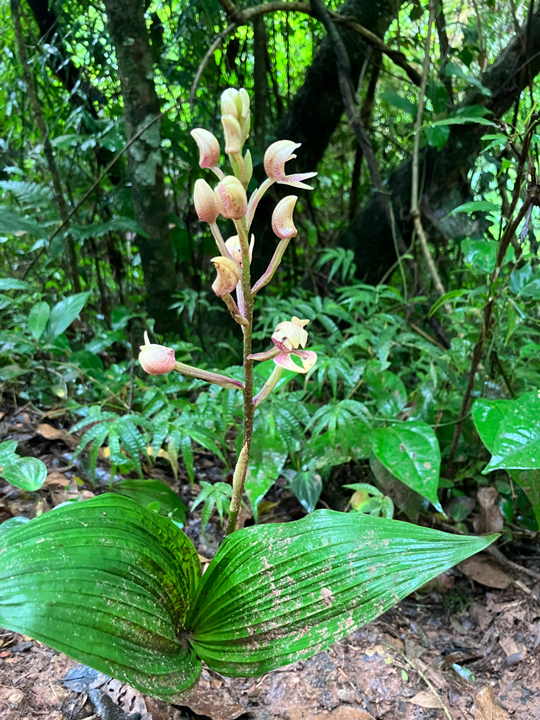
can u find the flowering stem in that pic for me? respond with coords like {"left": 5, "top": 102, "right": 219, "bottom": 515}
{"left": 226, "top": 217, "right": 255, "bottom": 535}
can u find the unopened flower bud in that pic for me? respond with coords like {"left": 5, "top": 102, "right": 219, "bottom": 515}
{"left": 190, "top": 128, "right": 220, "bottom": 169}
{"left": 244, "top": 150, "right": 253, "bottom": 184}
{"left": 194, "top": 179, "right": 220, "bottom": 223}
{"left": 215, "top": 176, "right": 248, "bottom": 220}
{"left": 211, "top": 256, "right": 241, "bottom": 297}
{"left": 272, "top": 196, "right": 298, "bottom": 239}
{"left": 139, "top": 332, "right": 176, "bottom": 375}
{"left": 221, "top": 89, "right": 240, "bottom": 119}
{"left": 221, "top": 115, "right": 242, "bottom": 154}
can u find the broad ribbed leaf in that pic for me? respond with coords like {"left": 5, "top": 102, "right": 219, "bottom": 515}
{"left": 114, "top": 478, "right": 186, "bottom": 524}
{"left": 188, "top": 511, "right": 495, "bottom": 676}
{"left": 0, "top": 495, "right": 201, "bottom": 700}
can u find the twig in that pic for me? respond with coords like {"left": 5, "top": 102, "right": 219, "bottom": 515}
{"left": 389, "top": 647, "right": 453, "bottom": 720}
{"left": 190, "top": 24, "right": 239, "bottom": 108}
{"left": 410, "top": 0, "right": 451, "bottom": 311}
{"left": 189, "top": 1, "right": 421, "bottom": 100}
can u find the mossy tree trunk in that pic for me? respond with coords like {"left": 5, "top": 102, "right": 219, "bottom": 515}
{"left": 103, "top": 0, "right": 179, "bottom": 335}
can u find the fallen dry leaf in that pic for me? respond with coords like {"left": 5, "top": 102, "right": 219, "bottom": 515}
{"left": 407, "top": 690, "right": 444, "bottom": 709}
{"left": 499, "top": 636, "right": 527, "bottom": 658}
{"left": 473, "top": 487, "right": 504, "bottom": 534}
{"left": 45, "top": 471, "right": 71, "bottom": 487}
{"left": 175, "top": 670, "right": 245, "bottom": 720}
{"left": 460, "top": 556, "right": 512, "bottom": 589}
{"left": 37, "top": 423, "right": 76, "bottom": 447}
{"left": 471, "top": 685, "right": 510, "bottom": 720}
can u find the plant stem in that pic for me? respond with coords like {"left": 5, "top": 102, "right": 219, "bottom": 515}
{"left": 226, "top": 218, "right": 255, "bottom": 534}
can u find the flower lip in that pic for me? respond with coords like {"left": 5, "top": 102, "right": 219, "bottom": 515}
{"left": 272, "top": 316, "right": 309, "bottom": 352}
{"left": 264, "top": 140, "right": 317, "bottom": 190}
{"left": 190, "top": 128, "right": 220, "bottom": 169}
{"left": 211, "top": 256, "right": 241, "bottom": 297}
{"left": 272, "top": 195, "right": 298, "bottom": 239}
{"left": 138, "top": 332, "right": 176, "bottom": 375}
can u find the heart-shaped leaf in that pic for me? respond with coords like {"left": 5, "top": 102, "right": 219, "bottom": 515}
{"left": 188, "top": 511, "right": 495, "bottom": 676}
{"left": 371, "top": 421, "right": 442, "bottom": 511}
{"left": 0, "top": 495, "right": 201, "bottom": 701}
{"left": 1, "top": 457, "right": 47, "bottom": 491}
{"left": 484, "top": 392, "right": 540, "bottom": 472}
{"left": 471, "top": 398, "right": 514, "bottom": 453}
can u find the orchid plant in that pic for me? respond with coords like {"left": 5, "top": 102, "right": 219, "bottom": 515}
{"left": 0, "top": 88, "right": 495, "bottom": 704}
{"left": 139, "top": 87, "right": 317, "bottom": 534}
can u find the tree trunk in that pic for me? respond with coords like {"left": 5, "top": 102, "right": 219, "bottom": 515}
{"left": 103, "top": 0, "right": 179, "bottom": 335}
{"left": 341, "top": 2, "right": 540, "bottom": 283}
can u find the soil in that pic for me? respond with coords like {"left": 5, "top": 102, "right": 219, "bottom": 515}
{"left": 1, "top": 406, "right": 540, "bottom": 720}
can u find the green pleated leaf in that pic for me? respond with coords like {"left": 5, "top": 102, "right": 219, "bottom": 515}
{"left": 371, "top": 421, "right": 442, "bottom": 512}
{"left": 484, "top": 392, "right": 540, "bottom": 472}
{"left": 0, "top": 494, "right": 201, "bottom": 701}
{"left": 188, "top": 511, "right": 495, "bottom": 676}
{"left": 114, "top": 478, "right": 186, "bottom": 524}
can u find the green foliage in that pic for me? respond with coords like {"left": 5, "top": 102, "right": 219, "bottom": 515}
{"left": 0, "top": 495, "right": 495, "bottom": 698}
{"left": 191, "top": 481, "right": 233, "bottom": 531}
{"left": 0, "top": 441, "right": 47, "bottom": 491}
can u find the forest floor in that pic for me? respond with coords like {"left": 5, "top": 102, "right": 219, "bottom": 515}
{"left": 1, "top": 405, "right": 540, "bottom": 720}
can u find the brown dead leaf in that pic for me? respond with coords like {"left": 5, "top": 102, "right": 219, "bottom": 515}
{"left": 499, "top": 637, "right": 527, "bottom": 658}
{"left": 175, "top": 670, "right": 245, "bottom": 720}
{"left": 407, "top": 690, "right": 444, "bottom": 709}
{"left": 327, "top": 708, "right": 375, "bottom": 720}
{"left": 460, "top": 555, "right": 512, "bottom": 589}
{"left": 473, "top": 487, "right": 504, "bottom": 534}
{"left": 37, "top": 423, "right": 76, "bottom": 447}
{"left": 45, "top": 471, "right": 71, "bottom": 488}
{"left": 471, "top": 685, "right": 510, "bottom": 720}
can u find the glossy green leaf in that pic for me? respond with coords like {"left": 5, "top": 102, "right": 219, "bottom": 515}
{"left": 29, "top": 301, "right": 51, "bottom": 340}
{"left": 380, "top": 91, "right": 417, "bottom": 116}
{"left": 508, "top": 469, "right": 540, "bottom": 529}
{"left": 285, "top": 469, "right": 322, "bottom": 513}
{"left": 449, "top": 201, "right": 498, "bottom": 216}
{"left": 371, "top": 421, "right": 442, "bottom": 512}
{"left": 484, "top": 392, "right": 540, "bottom": 472}
{"left": 114, "top": 478, "right": 186, "bottom": 524}
{"left": 45, "top": 292, "right": 91, "bottom": 341}
{"left": 0, "top": 278, "right": 31, "bottom": 290}
{"left": 461, "top": 240, "right": 513, "bottom": 274}
{"left": 188, "top": 511, "right": 495, "bottom": 676}
{"left": 0, "top": 495, "right": 201, "bottom": 701}
{"left": 471, "top": 398, "right": 513, "bottom": 453}
{"left": 0, "top": 440, "right": 18, "bottom": 466}
{"left": 0, "top": 516, "right": 30, "bottom": 536}
{"left": 1, "top": 457, "right": 47, "bottom": 491}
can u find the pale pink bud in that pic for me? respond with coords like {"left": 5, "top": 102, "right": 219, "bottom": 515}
{"left": 264, "top": 140, "right": 317, "bottom": 190}
{"left": 138, "top": 332, "right": 176, "bottom": 375}
{"left": 190, "top": 128, "right": 220, "bottom": 169}
{"left": 272, "top": 316, "right": 309, "bottom": 353}
{"left": 194, "top": 179, "right": 220, "bottom": 223}
{"left": 221, "top": 115, "right": 242, "bottom": 154}
{"left": 221, "top": 89, "right": 240, "bottom": 119}
{"left": 215, "top": 176, "right": 248, "bottom": 220}
{"left": 239, "top": 88, "right": 250, "bottom": 119}
{"left": 272, "top": 196, "right": 298, "bottom": 239}
{"left": 211, "top": 256, "right": 241, "bottom": 297}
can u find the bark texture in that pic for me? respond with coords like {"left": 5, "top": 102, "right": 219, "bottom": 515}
{"left": 103, "top": 0, "right": 178, "bottom": 334}
{"left": 341, "top": 4, "right": 540, "bottom": 282}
